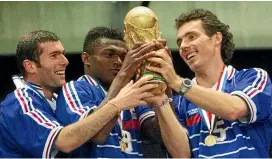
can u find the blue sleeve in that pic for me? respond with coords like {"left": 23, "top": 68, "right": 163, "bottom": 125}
{"left": 230, "top": 68, "right": 272, "bottom": 123}
{"left": 173, "top": 95, "right": 189, "bottom": 133}
{"left": 1, "top": 88, "right": 62, "bottom": 158}
{"left": 134, "top": 105, "right": 155, "bottom": 126}
{"left": 56, "top": 80, "right": 104, "bottom": 125}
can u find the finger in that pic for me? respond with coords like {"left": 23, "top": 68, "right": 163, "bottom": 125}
{"left": 124, "top": 80, "right": 134, "bottom": 88}
{"left": 147, "top": 57, "right": 167, "bottom": 67}
{"left": 129, "top": 43, "right": 150, "bottom": 56}
{"left": 154, "top": 49, "right": 172, "bottom": 63}
{"left": 133, "top": 51, "right": 155, "bottom": 65}
{"left": 139, "top": 92, "right": 154, "bottom": 99}
{"left": 165, "top": 46, "right": 172, "bottom": 59}
{"left": 155, "top": 41, "right": 165, "bottom": 50}
{"left": 133, "top": 43, "right": 157, "bottom": 58}
{"left": 135, "top": 69, "right": 141, "bottom": 81}
{"left": 145, "top": 65, "right": 162, "bottom": 75}
{"left": 138, "top": 83, "right": 159, "bottom": 93}
{"left": 131, "top": 42, "right": 145, "bottom": 49}
{"left": 158, "top": 39, "right": 167, "bottom": 46}
{"left": 133, "top": 75, "right": 154, "bottom": 88}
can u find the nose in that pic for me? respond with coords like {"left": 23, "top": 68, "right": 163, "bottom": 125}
{"left": 114, "top": 56, "right": 122, "bottom": 65}
{"left": 60, "top": 54, "right": 69, "bottom": 66}
{"left": 179, "top": 40, "right": 190, "bottom": 57}
{"left": 180, "top": 40, "right": 190, "bottom": 51}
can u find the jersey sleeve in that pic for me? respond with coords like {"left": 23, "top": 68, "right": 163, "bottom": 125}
{"left": 134, "top": 105, "right": 155, "bottom": 126}
{"left": 230, "top": 68, "right": 272, "bottom": 123}
{"left": 1, "top": 88, "right": 63, "bottom": 158}
{"left": 56, "top": 80, "right": 103, "bottom": 125}
{"left": 173, "top": 95, "right": 189, "bottom": 134}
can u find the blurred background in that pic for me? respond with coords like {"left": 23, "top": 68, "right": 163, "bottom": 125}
{"left": 0, "top": 1, "right": 272, "bottom": 157}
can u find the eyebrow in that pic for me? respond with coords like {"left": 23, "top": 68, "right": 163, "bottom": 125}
{"left": 49, "top": 49, "right": 65, "bottom": 55}
{"left": 177, "top": 31, "right": 195, "bottom": 45}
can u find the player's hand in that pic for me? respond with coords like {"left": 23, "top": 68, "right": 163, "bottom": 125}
{"left": 118, "top": 41, "right": 165, "bottom": 80}
{"left": 109, "top": 75, "right": 159, "bottom": 110}
{"left": 143, "top": 92, "right": 168, "bottom": 107}
{"left": 145, "top": 48, "right": 181, "bottom": 91}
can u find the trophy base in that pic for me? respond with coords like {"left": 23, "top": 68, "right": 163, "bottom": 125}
{"left": 145, "top": 80, "right": 167, "bottom": 95}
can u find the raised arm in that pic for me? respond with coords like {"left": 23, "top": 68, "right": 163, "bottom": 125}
{"left": 54, "top": 75, "right": 158, "bottom": 153}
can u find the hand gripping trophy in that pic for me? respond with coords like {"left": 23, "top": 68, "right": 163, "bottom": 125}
{"left": 124, "top": 6, "right": 167, "bottom": 94}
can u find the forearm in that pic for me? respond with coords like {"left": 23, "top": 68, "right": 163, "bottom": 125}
{"left": 104, "top": 72, "right": 131, "bottom": 103}
{"left": 141, "top": 116, "right": 163, "bottom": 144}
{"left": 55, "top": 103, "right": 119, "bottom": 153}
{"left": 91, "top": 116, "right": 118, "bottom": 144}
{"left": 90, "top": 73, "right": 130, "bottom": 143}
{"left": 154, "top": 103, "right": 190, "bottom": 158}
{"left": 183, "top": 84, "right": 248, "bottom": 120}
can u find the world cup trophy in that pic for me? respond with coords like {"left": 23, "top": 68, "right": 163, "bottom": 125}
{"left": 124, "top": 6, "right": 167, "bottom": 94}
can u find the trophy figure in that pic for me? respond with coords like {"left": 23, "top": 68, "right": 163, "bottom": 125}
{"left": 124, "top": 6, "right": 167, "bottom": 94}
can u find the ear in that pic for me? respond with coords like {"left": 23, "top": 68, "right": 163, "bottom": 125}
{"left": 81, "top": 52, "right": 91, "bottom": 66}
{"left": 23, "top": 59, "right": 37, "bottom": 74}
{"left": 213, "top": 32, "right": 223, "bottom": 45}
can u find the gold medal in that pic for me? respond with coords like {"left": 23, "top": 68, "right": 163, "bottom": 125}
{"left": 120, "top": 140, "right": 127, "bottom": 152}
{"left": 204, "top": 135, "right": 217, "bottom": 147}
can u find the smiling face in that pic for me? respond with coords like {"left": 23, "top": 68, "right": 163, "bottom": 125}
{"left": 35, "top": 40, "right": 69, "bottom": 90}
{"left": 176, "top": 20, "right": 218, "bottom": 72}
{"left": 86, "top": 38, "right": 127, "bottom": 88}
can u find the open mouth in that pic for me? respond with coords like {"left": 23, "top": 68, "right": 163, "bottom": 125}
{"left": 55, "top": 71, "right": 65, "bottom": 75}
{"left": 186, "top": 52, "right": 197, "bottom": 60}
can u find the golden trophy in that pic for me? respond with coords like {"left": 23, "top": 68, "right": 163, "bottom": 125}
{"left": 124, "top": 6, "right": 167, "bottom": 94}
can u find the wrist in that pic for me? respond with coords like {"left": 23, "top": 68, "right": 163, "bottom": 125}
{"left": 115, "top": 72, "right": 130, "bottom": 83}
{"left": 172, "top": 76, "right": 183, "bottom": 93}
{"left": 153, "top": 96, "right": 173, "bottom": 108}
{"left": 178, "top": 78, "right": 192, "bottom": 96}
{"left": 107, "top": 100, "right": 121, "bottom": 115}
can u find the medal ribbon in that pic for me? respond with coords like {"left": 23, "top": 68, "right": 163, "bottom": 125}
{"left": 199, "top": 65, "right": 228, "bottom": 134}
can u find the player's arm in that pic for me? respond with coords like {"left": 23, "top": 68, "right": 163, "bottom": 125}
{"left": 169, "top": 68, "right": 271, "bottom": 121}
{"left": 57, "top": 80, "right": 120, "bottom": 145}
{"left": 55, "top": 75, "right": 158, "bottom": 153}
{"left": 146, "top": 49, "right": 249, "bottom": 120}
{"left": 140, "top": 87, "right": 174, "bottom": 143}
{"left": 89, "top": 42, "right": 166, "bottom": 143}
{"left": 89, "top": 73, "right": 130, "bottom": 144}
{"left": 146, "top": 94, "right": 191, "bottom": 158}
{"left": 55, "top": 100, "right": 121, "bottom": 152}
{"left": 179, "top": 81, "right": 248, "bottom": 120}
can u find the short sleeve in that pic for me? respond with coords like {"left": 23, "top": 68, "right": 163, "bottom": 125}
{"left": 1, "top": 88, "right": 63, "bottom": 158}
{"left": 230, "top": 68, "right": 272, "bottom": 123}
{"left": 134, "top": 105, "right": 155, "bottom": 126}
{"left": 56, "top": 80, "right": 104, "bottom": 125}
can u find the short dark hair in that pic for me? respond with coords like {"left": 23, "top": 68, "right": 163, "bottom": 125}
{"left": 16, "top": 30, "right": 60, "bottom": 74}
{"left": 83, "top": 26, "right": 124, "bottom": 54}
{"left": 175, "top": 9, "right": 235, "bottom": 64}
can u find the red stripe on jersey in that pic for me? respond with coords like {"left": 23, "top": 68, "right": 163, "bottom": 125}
{"left": 186, "top": 114, "right": 201, "bottom": 127}
{"left": 17, "top": 89, "right": 29, "bottom": 112}
{"left": 248, "top": 70, "right": 267, "bottom": 97}
{"left": 123, "top": 119, "right": 140, "bottom": 130}
{"left": 63, "top": 84, "right": 84, "bottom": 114}
{"left": 45, "top": 128, "right": 59, "bottom": 158}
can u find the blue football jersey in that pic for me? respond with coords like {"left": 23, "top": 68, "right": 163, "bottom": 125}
{"left": 173, "top": 65, "right": 272, "bottom": 158}
{"left": 56, "top": 75, "right": 155, "bottom": 158}
{"left": 0, "top": 82, "right": 62, "bottom": 158}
